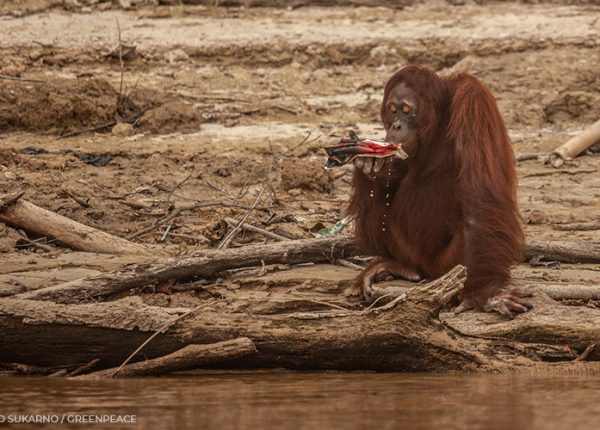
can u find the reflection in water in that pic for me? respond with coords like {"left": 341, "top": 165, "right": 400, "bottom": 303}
{"left": 0, "top": 373, "right": 599, "bottom": 429}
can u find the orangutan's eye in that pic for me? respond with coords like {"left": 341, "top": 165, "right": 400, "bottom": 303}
{"left": 389, "top": 103, "right": 398, "bottom": 113}
{"left": 401, "top": 103, "right": 411, "bottom": 114}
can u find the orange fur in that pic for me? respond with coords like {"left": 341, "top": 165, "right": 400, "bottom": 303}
{"left": 347, "top": 65, "right": 524, "bottom": 308}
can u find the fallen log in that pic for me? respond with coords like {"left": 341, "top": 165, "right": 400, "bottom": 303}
{"left": 525, "top": 240, "right": 600, "bottom": 264}
{"left": 0, "top": 193, "right": 152, "bottom": 256}
{"left": 550, "top": 119, "right": 600, "bottom": 168}
{"left": 16, "top": 236, "right": 358, "bottom": 303}
{"left": 553, "top": 220, "right": 600, "bottom": 232}
{"left": 529, "top": 283, "right": 600, "bottom": 301}
{"left": 0, "top": 266, "right": 585, "bottom": 372}
{"left": 0, "top": 362, "right": 54, "bottom": 376}
{"left": 197, "top": 0, "right": 410, "bottom": 7}
{"left": 15, "top": 236, "right": 599, "bottom": 304}
{"left": 77, "top": 338, "right": 257, "bottom": 379}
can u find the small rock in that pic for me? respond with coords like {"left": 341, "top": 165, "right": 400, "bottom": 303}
{"left": 112, "top": 122, "right": 134, "bottom": 137}
{"left": 369, "top": 45, "right": 403, "bottom": 66}
{"left": 76, "top": 152, "right": 110, "bottom": 167}
{"left": 196, "top": 66, "right": 217, "bottom": 78}
{"left": 97, "top": 1, "right": 112, "bottom": 11}
{"left": 527, "top": 210, "right": 547, "bottom": 225}
{"left": 311, "top": 69, "right": 330, "bottom": 80}
{"left": 165, "top": 49, "right": 190, "bottom": 64}
{"left": 3, "top": 171, "right": 17, "bottom": 180}
{"left": 1, "top": 65, "right": 22, "bottom": 77}
{"left": 20, "top": 146, "right": 49, "bottom": 155}
{"left": 214, "top": 167, "right": 231, "bottom": 177}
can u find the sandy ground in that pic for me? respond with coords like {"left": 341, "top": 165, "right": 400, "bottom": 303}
{"left": 0, "top": 2, "right": 599, "bottom": 298}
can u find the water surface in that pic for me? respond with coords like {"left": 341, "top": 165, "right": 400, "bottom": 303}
{"left": 1, "top": 373, "right": 598, "bottom": 429}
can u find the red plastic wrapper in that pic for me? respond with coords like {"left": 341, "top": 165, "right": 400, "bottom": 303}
{"left": 323, "top": 131, "right": 408, "bottom": 169}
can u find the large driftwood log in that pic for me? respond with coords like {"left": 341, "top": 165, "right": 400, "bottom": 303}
{"left": 17, "top": 236, "right": 358, "bottom": 303}
{"left": 0, "top": 193, "right": 152, "bottom": 256}
{"left": 0, "top": 265, "right": 591, "bottom": 372}
{"left": 1, "top": 266, "right": 587, "bottom": 373}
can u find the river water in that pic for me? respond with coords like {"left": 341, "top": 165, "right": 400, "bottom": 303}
{"left": 0, "top": 372, "right": 598, "bottom": 429}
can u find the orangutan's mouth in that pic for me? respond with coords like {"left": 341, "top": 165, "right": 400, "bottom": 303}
{"left": 323, "top": 133, "right": 408, "bottom": 169}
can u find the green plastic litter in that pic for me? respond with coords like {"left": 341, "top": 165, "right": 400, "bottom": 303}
{"left": 319, "top": 216, "right": 351, "bottom": 237}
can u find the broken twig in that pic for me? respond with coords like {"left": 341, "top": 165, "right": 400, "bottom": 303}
{"left": 0, "top": 74, "right": 46, "bottom": 83}
{"left": 223, "top": 216, "right": 288, "bottom": 242}
{"left": 218, "top": 188, "right": 266, "bottom": 249}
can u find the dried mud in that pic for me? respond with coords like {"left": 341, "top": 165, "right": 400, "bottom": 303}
{"left": 0, "top": 2, "right": 599, "bottom": 311}
{"left": 0, "top": 77, "right": 202, "bottom": 135}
